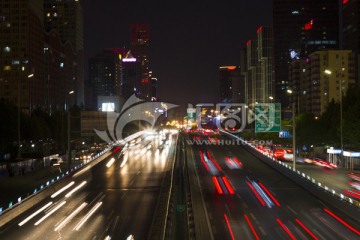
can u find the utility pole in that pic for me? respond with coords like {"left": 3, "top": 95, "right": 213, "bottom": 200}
{"left": 67, "top": 110, "right": 71, "bottom": 171}
{"left": 292, "top": 102, "right": 296, "bottom": 170}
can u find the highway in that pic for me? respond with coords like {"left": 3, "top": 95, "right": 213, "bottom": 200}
{"left": 186, "top": 132, "right": 360, "bottom": 240}
{"left": 0, "top": 132, "right": 176, "bottom": 240}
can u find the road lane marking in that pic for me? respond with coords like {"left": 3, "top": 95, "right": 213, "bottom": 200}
{"left": 287, "top": 205, "right": 297, "bottom": 215}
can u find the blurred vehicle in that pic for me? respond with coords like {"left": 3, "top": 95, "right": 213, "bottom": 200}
{"left": 349, "top": 181, "right": 360, "bottom": 191}
{"left": 348, "top": 172, "right": 360, "bottom": 181}
{"left": 313, "top": 158, "right": 337, "bottom": 169}
{"left": 274, "top": 148, "right": 293, "bottom": 161}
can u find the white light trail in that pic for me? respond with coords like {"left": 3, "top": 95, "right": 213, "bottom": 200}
{"left": 51, "top": 181, "right": 75, "bottom": 198}
{"left": 54, "top": 202, "right": 88, "bottom": 231}
{"left": 106, "top": 158, "right": 115, "bottom": 168}
{"left": 65, "top": 181, "right": 87, "bottom": 198}
{"left": 18, "top": 201, "right": 53, "bottom": 226}
{"left": 74, "top": 201, "right": 103, "bottom": 231}
{"left": 34, "top": 201, "right": 66, "bottom": 226}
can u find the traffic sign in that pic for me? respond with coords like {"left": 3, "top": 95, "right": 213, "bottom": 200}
{"left": 255, "top": 103, "right": 281, "bottom": 133}
{"left": 279, "top": 130, "right": 292, "bottom": 138}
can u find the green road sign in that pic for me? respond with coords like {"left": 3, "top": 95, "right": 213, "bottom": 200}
{"left": 255, "top": 103, "right": 281, "bottom": 133}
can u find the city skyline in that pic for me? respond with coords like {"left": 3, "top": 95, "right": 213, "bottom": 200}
{"left": 81, "top": 0, "right": 272, "bottom": 106}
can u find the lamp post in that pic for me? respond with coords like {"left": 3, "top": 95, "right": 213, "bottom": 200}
{"left": 287, "top": 89, "right": 296, "bottom": 169}
{"left": 67, "top": 90, "right": 74, "bottom": 171}
{"left": 324, "top": 69, "right": 343, "bottom": 155}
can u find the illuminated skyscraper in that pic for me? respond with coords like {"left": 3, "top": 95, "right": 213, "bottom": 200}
{"left": 273, "top": 0, "right": 339, "bottom": 106}
{"left": 44, "top": 0, "right": 85, "bottom": 106}
{"left": 131, "top": 24, "right": 150, "bottom": 99}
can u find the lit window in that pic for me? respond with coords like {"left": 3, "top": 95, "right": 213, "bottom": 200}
{"left": 4, "top": 46, "right": 10, "bottom": 52}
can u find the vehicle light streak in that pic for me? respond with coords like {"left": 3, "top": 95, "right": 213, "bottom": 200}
{"left": 54, "top": 202, "right": 88, "bottom": 231}
{"left": 224, "top": 213, "right": 235, "bottom": 240}
{"left": 51, "top": 181, "right": 75, "bottom": 198}
{"left": 258, "top": 182, "right": 280, "bottom": 206}
{"left": 323, "top": 208, "right": 360, "bottom": 235}
{"left": 295, "top": 218, "right": 318, "bottom": 240}
{"left": 342, "top": 189, "right": 360, "bottom": 199}
{"left": 276, "top": 218, "right": 297, "bottom": 240}
{"left": 212, "top": 176, "right": 223, "bottom": 194}
{"left": 199, "top": 151, "right": 210, "bottom": 171}
{"left": 244, "top": 214, "right": 260, "bottom": 240}
{"left": 232, "top": 157, "right": 242, "bottom": 167}
{"left": 18, "top": 201, "right": 53, "bottom": 226}
{"left": 222, "top": 176, "right": 235, "bottom": 194}
{"left": 106, "top": 158, "right": 115, "bottom": 168}
{"left": 252, "top": 181, "right": 274, "bottom": 208}
{"left": 65, "top": 181, "right": 87, "bottom": 198}
{"left": 120, "top": 156, "right": 128, "bottom": 168}
{"left": 74, "top": 201, "right": 103, "bottom": 231}
{"left": 34, "top": 201, "right": 66, "bottom": 226}
{"left": 246, "top": 181, "right": 266, "bottom": 206}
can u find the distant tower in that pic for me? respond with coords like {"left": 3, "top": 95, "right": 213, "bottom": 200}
{"left": 89, "top": 50, "right": 122, "bottom": 110}
{"left": 272, "top": 0, "right": 339, "bottom": 106}
{"left": 44, "top": 0, "right": 85, "bottom": 106}
{"left": 131, "top": 24, "right": 150, "bottom": 100}
{"left": 219, "top": 66, "right": 242, "bottom": 103}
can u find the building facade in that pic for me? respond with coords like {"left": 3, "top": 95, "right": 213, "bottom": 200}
{"left": 219, "top": 66, "right": 242, "bottom": 103}
{"left": 44, "top": 0, "right": 84, "bottom": 106}
{"left": 0, "top": 0, "right": 45, "bottom": 113}
{"left": 89, "top": 50, "right": 121, "bottom": 110}
{"left": 130, "top": 24, "right": 150, "bottom": 100}
{"left": 290, "top": 50, "right": 356, "bottom": 117}
{"left": 273, "top": 0, "right": 339, "bottom": 107}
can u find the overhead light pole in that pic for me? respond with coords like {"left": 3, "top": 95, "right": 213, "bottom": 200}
{"left": 324, "top": 69, "right": 343, "bottom": 155}
{"left": 287, "top": 89, "right": 296, "bottom": 169}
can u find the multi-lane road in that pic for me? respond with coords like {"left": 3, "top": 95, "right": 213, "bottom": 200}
{"left": 186, "top": 132, "right": 360, "bottom": 240}
{"left": 0, "top": 132, "right": 176, "bottom": 240}
{"left": 1, "top": 129, "right": 360, "bottom": 240}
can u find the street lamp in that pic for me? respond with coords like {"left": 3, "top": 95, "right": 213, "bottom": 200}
{"left": 67, "top": 90, "right": 74, "bottom": 171}
{"left": 324, "top": 69, "right": 343, "bottom": 155}
{"left": 286, "top": 89, "right": 296, "bottom": 169}
{"left": 269, "top": 96, "right": 273, "bottom": 103}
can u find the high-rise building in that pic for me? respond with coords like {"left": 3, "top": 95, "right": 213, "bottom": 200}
{"left": 44, "top": 0, "right": 84, "bottom": 106}
{"left": 0, "top": 0, "right": 45, "bottom": 113}
{"left": 343, "top": 0, "right": 360, "bottom": 85}
{"left": 131, "top": 24, "right": 150, "bottom": 100}
{"left": 291, "top": 50, "right": 355, "bottom": 117}
{"left": 121, "top": 51, "right": 142, "bottom": 100}
{"left": 273, "top": 0, "right": 339, "bottom": 106}
{"left": 288, "top": 58, "right": 309, "bottom": 114}
{"left": 219, "top": 66, "right": 242, "bottom": 103}
{"left": 89, "top": 50, "right": 122, "bottom": 110}
{"left": 44, "top": 30, "right": 77, "bottom": 113}
{"left": 256, "top": 26, "right": 274, "bottom": 103}
{"left": 242, "top": 27, "right": 274, "bottom": 107}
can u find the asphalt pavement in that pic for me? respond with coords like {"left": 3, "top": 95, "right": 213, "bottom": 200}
{"left": 185, "top": 132, "right": 360, "bottom": 240}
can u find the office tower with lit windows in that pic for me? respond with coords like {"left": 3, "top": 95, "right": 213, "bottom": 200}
{"left": 44, "top": 0, "right": 85, "bottom": 106}
{"left": 273, "top": 0, "right": 339, "bottom": 106}
{"left": 343, "top": 0, "right": 360, "bottom": 85}
{"left": 130, "top": 24, "right": 150, "bottom": 100}
{"left": 121, "top": 51, "right": 142, "bottom": 100}
{"left": 0, "top": 0, "right": 45, "bottom": 113}
{"left": 89, "top": 50, "right": 122, "bottom": 110}
{"left": 256, "top": 26, "right": 274, "bottom": 104}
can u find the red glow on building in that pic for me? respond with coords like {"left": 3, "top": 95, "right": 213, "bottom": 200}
{"left": 304, "top": 20, "right": 313, "bottom": 31}
{"left": 257, "top": 26, "right": 263, "bottom": 34}
{"left": 343, "top": 0, "right": 348, "bottom": 4}
{"left": 246, "top": 40, "right": 251, "bottom": 46}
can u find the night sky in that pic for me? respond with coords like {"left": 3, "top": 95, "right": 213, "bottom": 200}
{"left": 82, "top": 0, "right": 272, "bottom": 109}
